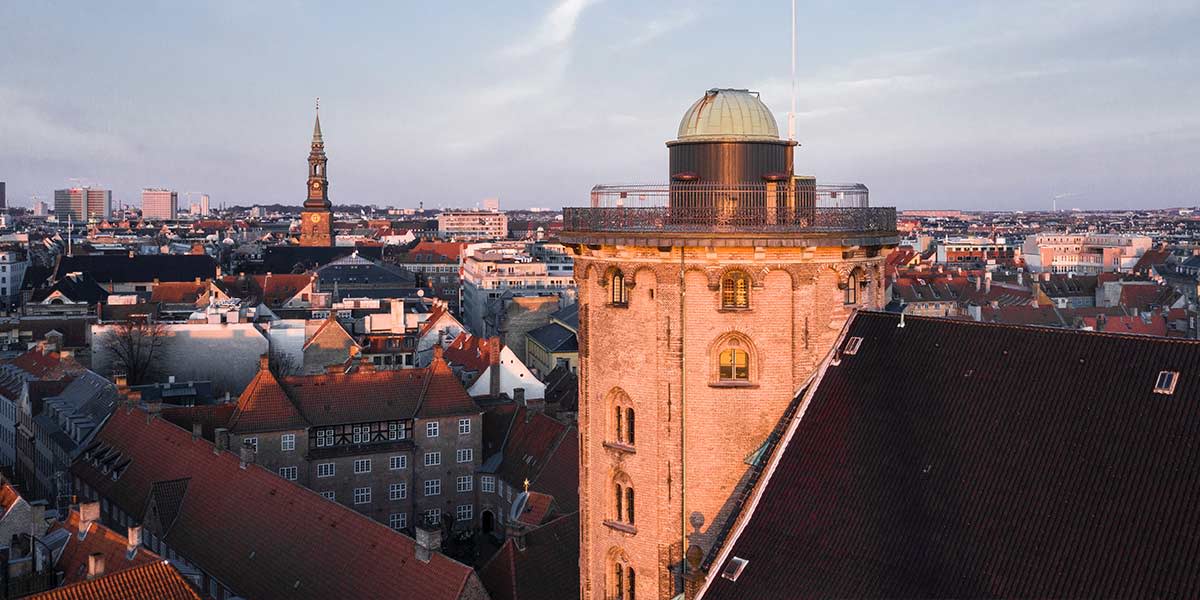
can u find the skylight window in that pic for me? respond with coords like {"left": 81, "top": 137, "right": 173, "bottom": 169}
{"left": 1154, "top": 370, "right": 1179, "bottom": 395}
{"left": 844, "top": 337, "right": 863, "bottom": 355}
{"left": 721, "top": 557, "right": 749, "bottom": 582}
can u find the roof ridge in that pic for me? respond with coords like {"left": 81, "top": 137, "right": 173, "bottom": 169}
{"left": 860, "top": 310, "right": 1200, "bottom": 345}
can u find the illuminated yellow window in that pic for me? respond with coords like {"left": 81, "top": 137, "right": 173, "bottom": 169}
{"left": 721, "top": 271, "right": 750, "bottom": 308}
{"left": 611, "top": 271, "right": 628, "bottom": 305}
{"left": 719, "top": 348, "right": 750, "bottom": 381}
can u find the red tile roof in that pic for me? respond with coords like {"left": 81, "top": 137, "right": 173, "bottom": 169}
{"left": 1119, "top": 284, "right": 1178, "bottom": 311}
{"left": 406, "top": 241, "right": 466, "bottom": 262}
{"left": 443, "top": 332, "right": 496, "bottom": 375}
{"left": 71, "top": 408, "right": 481, "bottom": 600}
{"left": 493, "top": 407, "right": 568, "bottom": 491}
{"left": 302, "top": 315, "right": 355, "bottom": 351}
{"left": 228, "top": 360, "right": 307, "bottom": 434}
{"left": 530, "top": 426, "right": 578, "bottom": 514}
{"left": 516, "top": 491, "right": 554, "bottom": 526}
{"left": 8, "top": 349, "right": 69, "bottom": 380}
{"left": 161, "top": 403, "right": 237, "bottom": 440}
{"left": 150, "top": 282, "right": 208, "bottom": 305}
{"left": 49, "top": 510, "right": 162, "bottom": 585}
{"left": 0, "top": 482, "right": 23, "bottom": 514}
{"left": 29, "top": 561, "right": 202, "bottom": 600}
{"left": 702, "top": 312, "right": 1200, "bottom": 599}
{"left": 217, "top": 273, "right": 312, "bottom": 307}
{"left": 478, "top": 512, "right": 579, "bottom": 600}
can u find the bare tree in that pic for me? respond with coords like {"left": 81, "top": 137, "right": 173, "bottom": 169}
{"left": 269, "top": 351, "right": 299, "bottom": 377}
{"left": 98, "top": 317, "right": 170, "bottom": 386}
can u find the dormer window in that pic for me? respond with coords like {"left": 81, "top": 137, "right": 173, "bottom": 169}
{"left": 844, "top": 336, "right": 863, "bottom": 355}
{"left": 721, "top": 556, "right": 749, "bottom": 582}
{"left": 1154, "top": 370, "right": 1179, "bottom": 395}
{"left": 721, "top": 271, "right": 750, "bottom": 309}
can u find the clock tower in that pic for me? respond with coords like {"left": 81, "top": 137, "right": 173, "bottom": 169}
{"left": 300, "top": 100, "right": 334, "bottom": 247}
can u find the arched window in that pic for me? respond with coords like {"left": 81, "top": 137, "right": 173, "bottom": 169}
{"left": 719, "top": 348, "right": 750, "bottom": 381}
{"left": 612, "top": 473, "right": 635, "bottom": 525}
{"left": 721, "top": 271, "right": 750, "bottom": 309}
{"left": 609, "top": 390, "right": 635, "bottom": 447}
{"left": 610, "top": 551, "right": 636, "bottom": 600}
{"left": 845, "top": 271, "right": 859, "bottom": 305}
{"left": 610, "top": 270, "right": 628, "bottom": 306}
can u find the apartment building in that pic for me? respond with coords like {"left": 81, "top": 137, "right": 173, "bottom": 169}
{"left": 460, "top": 241, "right": 575, "bottom": 336}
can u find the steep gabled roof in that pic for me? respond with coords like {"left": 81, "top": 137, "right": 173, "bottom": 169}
{"left": 702, "top": 312, "right": 1200, "bottom": 599}
{"left": 70, "top": 408, "right": 481, "bottom": 600}
{"left": 228, "top": 362, "right": 307, "bottom": 434}
{"left": 416, "top": 352, "right": 481, "bottom": 418}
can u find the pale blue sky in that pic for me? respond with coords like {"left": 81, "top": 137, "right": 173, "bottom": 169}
{"left": 2, "top": 1, "right": 1198, "bottom": 210}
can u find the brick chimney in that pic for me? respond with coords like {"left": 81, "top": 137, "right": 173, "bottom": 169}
{"left": 192, "top": 422, "right": 203, "bottom": 440}
{"left": 239, "top": 440, "right": 256, "bottom": 469}
{"left": 79, "top": 502, "right": 100, "bottom": 538}
{"left": 489, "top": 337, "right": 502, "bottom": 399}
{"left": 126, "top": 525, "right": 141, "bottom": 558}
{"left": 87, "top": 552, "right": 105, "bottom": 580}
{"left": 259, "top": 354, "right": 270, "bottom": 372}
{"left": 984, "top": 271, "right": 992, "bottom": 294}
{"left": 214, "top": 428, "right": 229, "bottom": 454}
{"left": 414, "top": 523, "right": 442, "bottom": 563}
{"left": 145, "top": 401, "right": 161, "bottom": 423}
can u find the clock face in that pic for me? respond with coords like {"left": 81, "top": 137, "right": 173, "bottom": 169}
{"left": 310, "top": 213, "right": 322, "bottom": 223}
{"left": 311, "top": 181, "right": 321, "bottom": 190}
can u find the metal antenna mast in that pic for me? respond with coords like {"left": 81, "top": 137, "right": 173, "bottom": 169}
{"left": 789, "top": 0, "right": 797, "bottom": 141}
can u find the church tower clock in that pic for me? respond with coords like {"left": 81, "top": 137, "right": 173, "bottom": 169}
{"left": 300, "top": 99, "right": 334, "bottom": 247}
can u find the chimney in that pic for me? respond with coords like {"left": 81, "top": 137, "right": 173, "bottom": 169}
{"left": 414, "top": 523, "right": 442, "bottom": 563}
{"left": 489, "top": 337, "right": 502, "bottom": 399}
{"left": 114, "top": 373, "right": 128, "bottom": 392}
{"left": 87, "top": 553, "right": 106, "bottom": 580}
{"left": 514, "top": 387, "right": 525, "bottom": 405}
{"left": 240, "top": 440, "right": 256, "bottom": 469}
{"left": 1018, "top": 271, "right": 1024, "bottom": 286}
{"left": 145, "top": 402, "right": 162, "bottom": 422}
{"left": 507, "top": 521, "right": 529, "bottom": 551}
{"left": 214, "top": 427, "right": 229, "bottom": 454}
{"left": 192, "top": 422, "right": 203, "bottom": 440}
{"left": 126, "top": 525, "right": 142, "bottom": 558}
{"left": 984, "top": 271, "right": 992, "bottom": 294}
{"left": 975, "top": 276, "right": 981, "bottom": 291}
{"left": 29, "top": 501, "right": 47, "bottom": 537}
{"left": 79, "top": 501, "right": 100, "bottom": 535}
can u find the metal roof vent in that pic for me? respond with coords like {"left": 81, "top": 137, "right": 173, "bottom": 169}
{"left": 1154, "top": 370, "right": 1179, "bottom": 395}
{"left": 721, "top": 556, "right": 749, "bottom": 582}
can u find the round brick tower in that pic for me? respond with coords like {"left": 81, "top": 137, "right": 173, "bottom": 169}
{"left": 562, "top": 89, "right": 898, "bottom": 600}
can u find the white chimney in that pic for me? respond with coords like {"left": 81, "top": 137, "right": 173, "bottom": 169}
{"left": 87, "top": 552, "right": 106, "bottom": 580}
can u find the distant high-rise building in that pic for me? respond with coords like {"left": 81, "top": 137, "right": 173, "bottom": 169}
{"left": 0, "top": 181, "right": 6, "bottom": 209}
{"left": 200, "top": 194, "right": 210, "bottom": 216}
{"left": 33, "top": 200, "right": 48, "bottom": 217}
{"left": 54, "top": 187, "right": 111, "bottom": 222}
{"left": 482, "top": 197, "right": 499, "bottom": 212}
{"left": 141, "top": 188, "right": 178, "bottom": 220}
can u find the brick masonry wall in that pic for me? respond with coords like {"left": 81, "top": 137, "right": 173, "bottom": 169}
{"left": 577, "top": 244, "right": 888, "bottom": 600}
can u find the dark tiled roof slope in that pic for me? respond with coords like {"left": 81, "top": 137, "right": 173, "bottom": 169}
{"left": 71, "top": 407, "right": 479, "bottom": 600}
{"left": 479, "top": 512, "right": 579, "bottom": 600}
{"left": 29, "top": 561, "right": 202, "bottom": 600}
{"left": 704, "top": 311, "right": 1200, "bottom": 600}
{"left": 54, "top": 254, "right": 216, "bottom": 284}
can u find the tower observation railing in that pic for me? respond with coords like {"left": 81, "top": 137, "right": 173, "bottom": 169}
{"left": 562, "top": 183, "right": 896, "bottom": 235}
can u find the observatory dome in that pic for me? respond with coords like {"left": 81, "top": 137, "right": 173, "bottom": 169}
{"left": 676, "top": 88, "right": 780, "bottom": 142}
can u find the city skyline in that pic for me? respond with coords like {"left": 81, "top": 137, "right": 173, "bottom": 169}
{"left": 2, "top": 1, "right": 1199, "bottom": 211}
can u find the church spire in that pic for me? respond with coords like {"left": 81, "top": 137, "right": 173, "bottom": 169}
{"left": 312, "top": 97, "right": 323, "bottom": 143}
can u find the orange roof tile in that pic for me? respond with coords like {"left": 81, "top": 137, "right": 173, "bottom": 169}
{"left": 228, "top": 360, "right": 307, "bottom": 434}
{"left": 49, "top": 510, "right": 163, "bottom": 585}
{"left": 29, "top": 561, "right": 202, "bottom": 600}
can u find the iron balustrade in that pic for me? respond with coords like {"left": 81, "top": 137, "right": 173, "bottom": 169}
{"left": 563, "top": 183, "right": 895, "bottom": 234}
{"left": 563, "top": 205, "right": 897, "bottom": 234}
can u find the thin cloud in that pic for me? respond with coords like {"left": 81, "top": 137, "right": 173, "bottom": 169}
{"left": 611, "top": 8, "right": 699, "bottom": 51}
{"left": 501, "top": 0, "right": 600, "bottom": 59}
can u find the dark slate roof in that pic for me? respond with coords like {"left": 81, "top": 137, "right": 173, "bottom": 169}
{"left": 255, "top": 246, "right": 384, "bottom": 275}
{"left": 703, "top": 311, "right": 1200, "bottom": 600}
{"left": 30, "top": 273, "right": 109, "bottom": 304}
{"left": 54, "top": 254, "right": 216, "bottom": 284}
{"left": 542, "top": 364, "right": 577, "bottom": 413}
{"left": 526, "top": 322, "right": 577, "bottom": 353}
{"left": 550, "top": 302, "right": 578, "bottom": 331}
